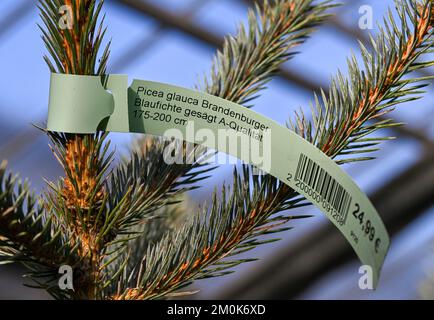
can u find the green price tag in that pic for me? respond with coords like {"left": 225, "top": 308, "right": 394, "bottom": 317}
{"left": 47, "top": 73, "right": 390, "bottom": 287}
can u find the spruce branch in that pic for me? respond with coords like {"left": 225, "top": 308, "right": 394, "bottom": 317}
{"left": 104, "top": 0, "right": 334, "bottom": 299}
{"left": 111, "top": 167, "right": 309, "bottom": 300}
{"left": 43, "top": 133, "right": 116, "bottom": 299}
{"left": 0, "top": 161, "right": 79, "bottom": 299}
{"left": 39, "top": 0, "right": 112, "bottom": 298}
{"left": 112, "top": 0, "right": 434, "bottom": 299}
{"left": 102, "top": 0, "right": 333, "bottom": 297}
{"left": 0, "top": 161, "right": 74, "bottom": 267}
{"left": 200, "top": 0, "right": 336, "bottom": 106}
{"left": 105, "top": 137, "right": 213, "bottom": 239}
{"left": 26, "top": 0, "right": 434, "bottom": 300}
{"left": 38, "top": 0, "right": 110, "bottom": 74}
{"left": 291, "top": 0, "right": 434, "bottom": 163}
{"left": 114, "top": 0, "right": 333, "bottom": 241}
{"left": 103, "top": 195, "right": 191, "bottom": 298}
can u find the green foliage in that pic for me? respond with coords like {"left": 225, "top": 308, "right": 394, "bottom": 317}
{"left": 112, "top": 0, "right": 333, "bottom": 244}
{"left": 290, "top": 0, "right": 434, "bottom": 164}
{"left": 0, "top": 161, "right": 75, "bottom": 265}
{"left": 110, "top": 166, "right": 309, "bottom": 299}
{"left": 0, "top": 161, "right": 79, "bottom": 299}
{"left": 38, "top": 0, "right": 110, "bottom": 75}
{"left": 201, "top": 0, "right": 336, "bottom": 106}
{"left": 1, "top": 0, "right": 434, "bottom": 300}
{"left": 114, "top": 0, "right": 434, "bottom": 299}
{"left": 106, "top": 139, "right": 214, "bottom": 239}
{"left": 44, "top": 132, "right": 115, "bottom": 242}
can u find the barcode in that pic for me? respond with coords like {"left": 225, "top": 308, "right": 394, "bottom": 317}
{"left": 295, "top": 154, "right": 351, "bottom": 225}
